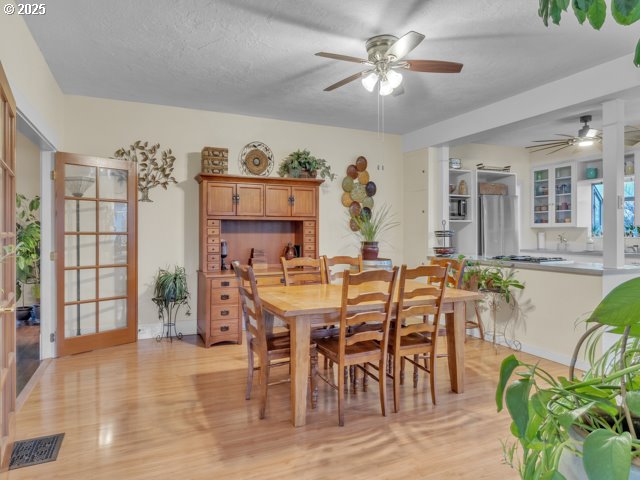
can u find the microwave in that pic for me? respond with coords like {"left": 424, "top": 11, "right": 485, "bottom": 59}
{"left": 449, "top": 198, "right": 467, "bottom": 219}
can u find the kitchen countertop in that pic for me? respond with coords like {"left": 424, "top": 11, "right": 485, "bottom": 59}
{"left": 522, "top": 248, "right": 640, "bottom": 258}
{"left": 463, "top": 255, "right": 640, "bottom": 276}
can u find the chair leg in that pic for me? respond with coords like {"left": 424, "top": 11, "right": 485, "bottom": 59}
{"left": 310, "top": 349, "right": 319, "bottom": 409}
{"left": 387, "top": 353, "right": 392, "bottom": 375}
{"left": 344, "top": 366, "right": 349, "bottom": 392}
{"left": 413, "top": 354, "right": 419, "bottom": 388}
{"left": 400, "top": 357, "right": 405, "bottom": 385}
{"left": 393, "top": 354, "right": 402, "bottom": 413}
{"left": 362, "top": 363, "right": 368, "bottom": 392}
{"left": 475, "top": 302, "right": 485, "bottom": 340}
{"left": 324, "top": 355, "right": 329, "bottom": 370}
{"left": 351, "top": 365, "right": 358, "bottom": 394}
{"left": 259, "top": 362, "right": 270, "bottom": 419}
{"left": 338, "top": 363, "right": 345, "bottom": 426}
{"left": 246, "top": 350, "right": 255, "bottom": 400}
{"left": 430, "top": 352, "right": 437, "bottom": 405}
{"left": 378, "top": 358, "right": 387, "bottom": 417}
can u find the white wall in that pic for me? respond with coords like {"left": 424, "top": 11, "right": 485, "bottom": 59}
{"left": 16, "top": 131, "right": 41, "bottom": 198}
{"left": 402, "top": 148, "right": 429, "bottom": 266}
{"left": 62, "top": 95, "right": 404, "bottom": 337}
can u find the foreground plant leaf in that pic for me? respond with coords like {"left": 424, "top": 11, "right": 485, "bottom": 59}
{"left": 506, "top": 379, "right": 532, "bottom": 438}
{"left": 497, "top": 354, "right": 520, "bottom": 411}
{"left": 589, "top": 277, "right": 640, "bottom": 327}
{"left": 582, "top": 429, "right": 632, "bottom": 480}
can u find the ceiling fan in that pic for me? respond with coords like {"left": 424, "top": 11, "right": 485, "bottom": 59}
{"left": 315, "top": 31, "right": 463, "bottom": 96}
{"left": 527, "top": 115, "right": 640, "bottom": 154}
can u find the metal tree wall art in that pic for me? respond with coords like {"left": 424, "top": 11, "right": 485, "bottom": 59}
{"left": 114, "top": 141, "right": 177, "bottom": 201}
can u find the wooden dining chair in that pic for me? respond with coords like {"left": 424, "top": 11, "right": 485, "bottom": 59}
{"left": 322, "top": 255, "right": 363, "bottom": 284}
{"left": 315, "top": 267, "right": 399, "bottom": 426}
{"left": 281, "top": 256, "right": 328, "bottom": 286}
{"left": 389, "top": 264, "right": 448, "bottom": 412}
{"left": 233, "top": 261, "right": 319, "bottom": 419}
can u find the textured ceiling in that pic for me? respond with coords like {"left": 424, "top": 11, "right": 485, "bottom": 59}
{"left": 21, "top": 0, "right": 640, "bottom": 134}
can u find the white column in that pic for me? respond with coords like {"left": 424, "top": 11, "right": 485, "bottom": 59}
{"left": 438, "top": 145, "right": 450, "bottom": 228}
{"left": 39, "top": 151, "right": 56, "bottom": 359}
{"left": 602, "top": 99, "right": 625, "bottom": 269}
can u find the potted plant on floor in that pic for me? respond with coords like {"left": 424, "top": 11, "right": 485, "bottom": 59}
{"left": 277, "top": 149, "right": 336, "bottom": 180}
{"left": 153, "top": 266, "right": 191, "bottom": 341}
{"left": 15, "top": 194, "right": 40, "bottom": 324}
{"left": 350, "top": 203, "right": 399, "bottom": 260}
{"left": 497, "top": 277, "right": 640, "bottom": 480}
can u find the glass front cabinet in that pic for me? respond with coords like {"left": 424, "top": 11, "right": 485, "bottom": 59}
{"left": 532, "top": 163, "right": 576, "bottom": 227}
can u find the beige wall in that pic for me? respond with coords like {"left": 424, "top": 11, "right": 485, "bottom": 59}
{"left": 402, "top": 148, "right": 429, "bottom": 265}
{"left": 63, "top": 95, "right": 404, "bottom": 336}
{"left": 0, "top": 2, "right": 65, "bottom": 147}
{"left": 16, "top": 131, "right": 40, "bottom": 199}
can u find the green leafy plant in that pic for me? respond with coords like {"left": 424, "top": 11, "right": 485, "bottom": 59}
{"left": 497, "top": 277, "right": 640, "bottom": 480}
{"left": 153, "top": 266, "right": 191, "bottom": 314}
{"left": 277, "top": 149, "right": 336, "bottom": 180}
{"left": 462, "top": 261, "right": 525, "bottom": 304}
{"left": 350, "top": 203, "right": 399, "bottom": 243}
{"left": 15, "top": 194, "right": 40, "bottom": 304}
{"left": 537, "top": 0, "right": 640, "bottom": 66}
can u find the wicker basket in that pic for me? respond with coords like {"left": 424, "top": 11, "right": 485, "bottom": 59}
{"left": 478, "top": 182, "right": 508, "bottom": 195}
{"left": 201, "top": 147, "right": 228, "bottom": 174}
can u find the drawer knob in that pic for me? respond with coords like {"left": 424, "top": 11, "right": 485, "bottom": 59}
{"left": 221, "top": 281, "right": 230, "bottom": 287}
{"left": 221, "top": 310, "right": 229, "bottom": 316}
{"left": 220, "top": 325, "right": 229, "bottom": 332}
{"left": 221, "top": 294, "right": 230, "bottom": 300}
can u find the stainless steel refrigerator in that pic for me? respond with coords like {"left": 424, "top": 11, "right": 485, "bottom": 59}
{"left": 478, "top": 195, "right": 519, "bottom": 257}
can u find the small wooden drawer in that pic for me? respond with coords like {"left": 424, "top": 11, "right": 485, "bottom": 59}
{"left": 303, "top": 243, "right": 315, "bottom": 252}
{"left": 303, "top": 236, "right": 315, "bottom": 244}
{"left": 207, "top": 236, "right": 220, "bottom": 244}
{"left": 207, "top": 227, "right": 220, "bottom": 236}
{"left": 303, "top": 221, "right": 315, "bottom": 228}
{"left": 209, "top": 331, "right": 241, "bottom": 345}
{"left": 303, "top": 252, "right": 315, "bottom": 258}
{"left": 211, "top": 288, "right": 238, "bottom": 305}
{"left": 210, "top": 305, "right": 239, "bottom": 321}
{"left": 304, "top": 227, "right": 315, "bottom": 236}
{"left": 207, "top": 263, "right": 220, "bottom": 271}
{"left": 207, "top": 244, "right": 220, "bottom": 254}
{"left": 207, "top": 254, "right": 220, "bottom": 264}
{"left": 211, "top": 277, "right": 238, "bottom": 289}
{"left": 207, "top": 219, "right": 220, "bottom": 227}
{"left": 210, "top": 318, "right": 239, "bottom": 335}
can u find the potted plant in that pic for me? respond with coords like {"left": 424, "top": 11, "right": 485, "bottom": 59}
{"left": 350, "top": 204, "right": 399, "bottom": 260}
{"left": 497, "top": 277, "right": 640, "bottom": 480}
{"left": 462, "top": 260, "right": 525, "bottom": 303}
{"left": 277, "top": 149, "right": 336, "bottom": 180}
{"left": 15, "top": 194, "right": 40, "bottom": 323}
{"left": 153, "top": 266, "right": 190, "bottom": 341}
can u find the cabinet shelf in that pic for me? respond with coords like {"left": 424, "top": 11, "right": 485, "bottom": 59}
{"left": 449, "top": 194, "right": 471, "bottom": 198}
{"left": 534, "top": 195, "right": 549, "bottom": 198}
{"left": 449, "top": 219, "right": 472, "bottom": 223}
{"left": 555, "top": 176, "right": 572, "bottom": 181}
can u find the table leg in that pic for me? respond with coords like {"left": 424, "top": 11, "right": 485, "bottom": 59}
{"left": 446, "top": 301, "right": 465, "bottom": 394}
{"left": 289, "top": 315, "right": 311, "bottom": 427}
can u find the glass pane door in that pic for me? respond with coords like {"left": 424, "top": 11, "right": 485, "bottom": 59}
{"left": 56, "top": 154, "right": 137, "bottom": 356}
{"left": 533, "top": 168, "right": 550, "bottom": 225}
{"left": 554, "top": 165, "right": 572, "bottom": 225}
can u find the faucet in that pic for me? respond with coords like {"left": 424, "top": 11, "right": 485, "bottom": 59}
{"left": 557, "top": 233, "right": 568, "bottom": 251}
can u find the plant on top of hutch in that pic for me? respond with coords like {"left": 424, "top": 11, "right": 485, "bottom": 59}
{"left": 350, "top": 203, "right": 399, "bottom": 260}
{"left": 278, "top": 149, "right": 335, "bottom": 180}
{"left": 114, "top": 140, "right": 177, "bottom": 202}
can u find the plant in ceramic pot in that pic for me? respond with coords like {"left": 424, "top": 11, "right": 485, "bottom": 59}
{"left": 15, "top": 194, "right": 40, "bottom": 323}
{"left": 350, "top": 204, "right": 399, "bottom": 260}
{"left": 153, "top": 266, "right": 191, "bottom": 310}
{"left": 497, "top": 277, "right": 640, "bottom": 480}
{"left": 277, "top": 149, "right": 336, "bottom": 180}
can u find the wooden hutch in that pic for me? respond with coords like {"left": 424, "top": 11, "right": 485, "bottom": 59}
{"left": 196, "top": 173, "right": 323, "bottom": 347}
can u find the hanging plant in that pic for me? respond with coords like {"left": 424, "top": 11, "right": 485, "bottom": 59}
{"left": 114, "top": 141, "right": 177, "bottom": 202}
{"left": 537, "top": 0, "right": 640, "bottom": 66}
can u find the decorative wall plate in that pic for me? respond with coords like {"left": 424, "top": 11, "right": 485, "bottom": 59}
{"left": 356, "top": 156, "right": 368, "bottom": 172}
{"left": 341, "top": 192, "right": 353, "bottom": 207}
{"left": 346, "top": 164, "right": 358, "bottom": 179}
{"left": 239, "top": 141, "right": 274, "bottom": 176}
{"left": 342, "top": 176, "right": 354, "bottom": 192}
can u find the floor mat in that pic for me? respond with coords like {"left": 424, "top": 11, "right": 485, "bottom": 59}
{"left": 9, "top": 433, "right": 64, "bottom": 470}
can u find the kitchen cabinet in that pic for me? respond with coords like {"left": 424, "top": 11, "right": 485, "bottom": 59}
{"left": 265, "top": 185, "right": 316, "bottom": 217}
{"left": 532, "top": 162, "right": 576, "bottom": 227}
{"left": 206, "top": 181, "right": 264, "bottom": 217}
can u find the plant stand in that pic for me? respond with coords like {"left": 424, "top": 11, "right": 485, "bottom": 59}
{"left": 480, "top": 289, "right": 521, "bottom": 352}
{"left": 153, "top": 297, "right": 185, "bottom": 342}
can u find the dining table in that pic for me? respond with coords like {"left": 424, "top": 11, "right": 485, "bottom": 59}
{"left": 258, "top": 281, "right": 482, "bottom": 427}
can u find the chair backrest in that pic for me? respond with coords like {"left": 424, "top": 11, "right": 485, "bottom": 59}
{"left": 337, "top": 267, "right": 399, "bottom": 361}
{"left": 322, "top": 255, "right": 363, "bottom": 284}
{"left": 281, "top": 256, "right": 327, "bottom": 286}
{"left": 394, "top": 264, "right": 449, "bottom": 351}
{"left": 232, "top": 262, "right": 268, "bottom": 355}
{"left": 429, "top": 257, "right": 465, "bottom": 288}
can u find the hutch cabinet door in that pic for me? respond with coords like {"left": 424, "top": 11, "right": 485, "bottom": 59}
{"left": 207, "top": 182, "right": 236, "bottom": 216}
{"left": 236, "top": 183, "right": 265, "bottom": 216}
{"left": 265, "top": 185, "right": 292, "bottom": 217}
{"left": 291, "top": 186, "right": 316, "bottom": 217}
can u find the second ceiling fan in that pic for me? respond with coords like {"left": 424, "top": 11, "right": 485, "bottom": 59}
{"left": 315, "top": 31, "right": 463, "bottom": 95}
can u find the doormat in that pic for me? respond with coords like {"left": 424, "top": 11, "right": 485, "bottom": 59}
{"left": 9, "top": 433, "right": 64, "bottom": 470}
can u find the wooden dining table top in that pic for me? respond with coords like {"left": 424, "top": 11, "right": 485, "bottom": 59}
{"left": 258, "top": 282, "right": 482, "bottom": 318}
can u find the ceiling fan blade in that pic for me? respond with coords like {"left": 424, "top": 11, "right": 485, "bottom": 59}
{"left": 531, "top": 140, "right": 570, "bottom": 143}
{"left": 526, "top": 143, "right": 569, "bottom": 152}
{"left": 385, "top": 31, "right": 425, "bottom": 60}
{"left": 554, "top": 134, "right": 576, "bottom": 138}
{"left": 315, "top": 52, "right": 369, "bottom": 64}
{"left": 323, "top": 71, "right": 367, "bottom": 91}
{"left": 404, "top": 60, "right": 463, "bottom": 73}
{"left": 546, "top": 144, "right": 572, "bottom": 155}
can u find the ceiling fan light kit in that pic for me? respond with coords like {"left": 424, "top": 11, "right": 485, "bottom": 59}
{"left": 316, "top": 31, "right": 463, "bottom": 96}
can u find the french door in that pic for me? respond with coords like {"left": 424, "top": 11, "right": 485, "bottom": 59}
{"left": 0, "top": 63, "right": 17, "bottom": 473}
{"left": 55, "top": 153, "right": 137, "bottom": 356}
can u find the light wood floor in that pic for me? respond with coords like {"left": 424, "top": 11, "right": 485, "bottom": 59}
{"left": 8, "top": 335, "right": 566, "bottom": 480}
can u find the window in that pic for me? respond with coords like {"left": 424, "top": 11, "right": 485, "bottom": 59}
{"left": 591, "top": 181, "right": 635, "bottom": 236}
